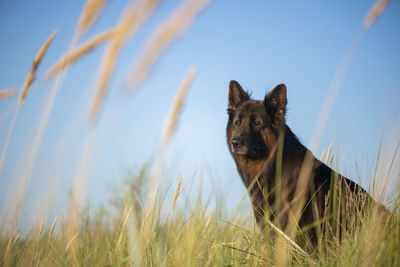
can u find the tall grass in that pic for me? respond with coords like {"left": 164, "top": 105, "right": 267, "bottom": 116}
{"left": 0, "top": 162, "right": 399, "bottom": 266}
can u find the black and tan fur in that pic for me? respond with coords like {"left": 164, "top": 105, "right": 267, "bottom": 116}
{"left": 226, "top": 80, "right": 387, "bottom": 244}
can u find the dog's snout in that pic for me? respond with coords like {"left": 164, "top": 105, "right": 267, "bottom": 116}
{"left": 231, "top": 137, "right": 243, "bottom": 149}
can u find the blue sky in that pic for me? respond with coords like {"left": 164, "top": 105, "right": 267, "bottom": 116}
{"left": 0, "top": 0, "right": 399, "bottom": 227}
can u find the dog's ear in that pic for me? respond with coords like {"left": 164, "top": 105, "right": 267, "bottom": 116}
{"left": 228, "top": 80, "right": 249, "bottom": 113}
{"left": 264, "top": 84, "right": 287, "bottom": 123}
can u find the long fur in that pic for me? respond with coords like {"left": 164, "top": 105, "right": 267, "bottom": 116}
{"left": 226, "top": 80, "right": 387, "bottom": 244}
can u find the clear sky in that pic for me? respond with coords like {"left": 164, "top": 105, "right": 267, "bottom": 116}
{"left": 0, "top": 0, "right": 399, "bottom": 227}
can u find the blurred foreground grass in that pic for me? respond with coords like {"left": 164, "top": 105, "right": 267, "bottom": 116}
{"left": 1, "top": 164, "right": 399, "bottom": 267}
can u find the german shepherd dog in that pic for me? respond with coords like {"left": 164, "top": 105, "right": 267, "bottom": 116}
{"left": 226, "top": 80, "right": 387, "bottom": 244}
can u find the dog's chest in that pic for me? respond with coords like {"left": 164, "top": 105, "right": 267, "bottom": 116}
{"left": 235, "top": 157, "right": 266, "bottom": 187}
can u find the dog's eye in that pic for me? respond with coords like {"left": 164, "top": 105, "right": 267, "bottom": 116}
{"left": 252, "top": 120, "right": 262, "bottom": 127}
{"left": 234, "top": 120, "right": 241, "bottom": 127}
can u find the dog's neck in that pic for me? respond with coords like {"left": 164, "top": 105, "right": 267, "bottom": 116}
{"left": 234, "top": 125, "right": 308, "bottom": 187}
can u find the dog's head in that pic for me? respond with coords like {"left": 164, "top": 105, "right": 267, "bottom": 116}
{"left": 226, "top": 80, "right": 287, "bottom": 159}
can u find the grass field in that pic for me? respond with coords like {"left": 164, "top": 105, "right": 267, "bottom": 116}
{"left": 0, "top": 163, "right": 399, "bottom": 266}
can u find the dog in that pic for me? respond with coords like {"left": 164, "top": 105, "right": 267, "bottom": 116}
{"left": 226, "top": 80, "right": 387, "bottom": 244}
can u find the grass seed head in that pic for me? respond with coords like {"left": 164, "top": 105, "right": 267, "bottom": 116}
{"left": 77, "top": 0, "right": 108, "bottom": 36}
{"left": 89, "top": 0, "right": 159, "bottom": 122}
{"left": 128, "top": 0, "right": 212, "bottom": 91}
{"left": 172, "top": 176, "right": 183, "bottom": 210}
{"left": 163, "top": 66, "right": 197, "bottom": 148}
{"left": 0, "top": 89, "right": 16, "bottom": 100}
{"left": 38, "top": 218, "right": 44, "bottom": 238}
{"left": 19, "top": 30, "right": 57, "bottom": 105}
{"left": 364, "top": 0, "right": 391, "bottom": 29}
{"left": 48, "top": 216, "right": 58, "bottom": 240}
{"left": 46, "top": 29, "right": 115, "bottom": 78}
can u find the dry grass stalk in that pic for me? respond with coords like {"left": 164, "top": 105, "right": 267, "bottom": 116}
{"left": 65, "top": 232, "right": 79, "bottom": 252}
{"left": 46, "top": 29, "right": 115, "bottom": 78}
{"left": 12, "top": 54, "right": 63, "bottom": 231}
{"left": 48, "top": 216, "right": 58, "bottom": 240}
{"left": 19, "top": 30, "right": 57, "bottom": 105}
{"left": 0, "top": 89, "right": 16, "bottom": 100}
{"left": 3, "top": 233, "right": 20, "bottom": 261}
{"left": 172, "top": 176, "right": 183, "bottom": 210}
{"left": 127, "top": 0, "right": 212, "bottom": 91}
{"left": 144, "top": 207, "right": 152, "bottom": 221}
{"left": 379, "top": 141, "right": 400, "bottom": 200}
{"left": 265, "top": 218, "right": 309, "bottom": 258}
{"left": 89, "top": 0, "right": 159, "bottom": 121}
{"left": 325, "top": 143, "right": 333, "bottom": 165}
{"left": 329, "top": 154, "right": 334, "bottom": 167}
{"left": 0, "top": 108, "right": 19, "bottom": 177}
{"left": 108, "top": 251, "right": 113, "bottom": 265}
{"left": 288, "top": 143, "right": 332, "bottom": 240}
{"left": 116, "top": 0, "right": 160, "bottom": 41}
{"left": 364, "top": 0, "right": 391, "bottom": 29}
{"left": 286, "top": 151, "right": 315, "bottom": 240}
{"left": 38, "top": 218, "right": 44, "bottom": 238}
{"left": 162, "top": 66, "right": 197, "bottom": 148}
{"left": 274, "top": 239, "right": 289, "bottom": 267}
{"left": 320, "top": 150, "right": 325, "bottom": 162}
{"left": 116, "top": 206, "right": 133, "bottom": 253}
{"left": 77, "top": 0, "right": 108, "bottom": 36}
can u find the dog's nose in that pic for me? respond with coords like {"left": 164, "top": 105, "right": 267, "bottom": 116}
{"left": 231, "top": 137, "right": 243, "bottom": 149}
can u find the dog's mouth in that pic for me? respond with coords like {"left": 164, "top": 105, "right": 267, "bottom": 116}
{"left": 231, "top": 145, "right": 263, "bottom": 158}
{"left": 231, "top": 148, "right": 247, "bottom": 155}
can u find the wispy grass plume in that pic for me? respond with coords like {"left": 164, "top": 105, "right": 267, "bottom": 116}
{"left": 46, "top": 29, "right": 115, "bottom": 78}
{"left": 320, "top": 150, "right": 325, "bottom": 162}
{"left": 19, "top": 30, "right": 57, "bottom": 105}
{"left": 76, "top": 0, "right": 108, "bottom": 36}
{"left": 0, "top": 89, "right": 16, "bottom": 100}
{"left": 162, "top": 66, "right": 197, "bottom": 148}
{"left": 48, "top": 216, "right": 57, "bottom": 240}
{"left": 325, "top": 142, "right": 332, "bottom": 165}
{"left": 38, "top": 218, "right": 44, "bottom": 239}
{"left": 364, "top": 0, "right": 391, "bottom": 29}
{"left": 172, "top": 176, "right": 183, "bottom": 210}
{"left": 127, "top": 0, "right": 212, "bottom": 91}
{"left": 0, "top": 31, "right": 57, "bottom": 186}
{"left": 89, "top": 0, "right": 159, "bottom": 121}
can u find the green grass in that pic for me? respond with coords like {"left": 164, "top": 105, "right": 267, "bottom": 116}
{"left": 1, "top": 164, "right": 399, "bottom": 267}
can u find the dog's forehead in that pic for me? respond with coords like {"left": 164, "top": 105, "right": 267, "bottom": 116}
{"left": 236, "top": 100, "right": 265, "bottom": 118}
